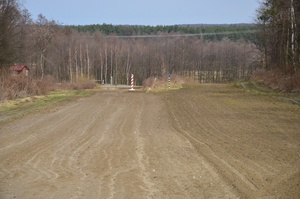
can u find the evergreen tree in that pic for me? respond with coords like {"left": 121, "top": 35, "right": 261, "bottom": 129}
{"left": 0, "top": 0, "right": 21, "bottom": 67}
{"left": 257, "top": 0, "right": 299, "bottom": 72}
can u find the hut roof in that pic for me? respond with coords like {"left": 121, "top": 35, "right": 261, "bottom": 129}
{"left": 10, "top": 65, "right": 29, "bottom": 72}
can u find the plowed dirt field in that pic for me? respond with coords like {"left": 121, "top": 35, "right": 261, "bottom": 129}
{"left": 0, "top": 84, "right": 299, "bottom": 198}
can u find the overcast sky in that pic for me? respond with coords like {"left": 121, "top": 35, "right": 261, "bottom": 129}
{"left": 23, "top": 0, "right": 260, "bottom": 26}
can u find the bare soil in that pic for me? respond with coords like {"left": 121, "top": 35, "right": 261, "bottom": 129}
{"left": 0, "top": 84, "right": 299, "bottom": 198}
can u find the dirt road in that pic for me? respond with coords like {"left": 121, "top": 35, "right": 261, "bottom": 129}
{"left": 0, "top": 84, "right": 299, "bottom": 198}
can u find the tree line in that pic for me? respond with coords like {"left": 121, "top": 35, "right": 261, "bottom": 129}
{"left": 2, "top": 25, "right": 260, "bottom": 85}
{"left": 13, "top": 25, "right": 259, "bottom": 85}
{"left": 257, "top": 0, "right": 300, "bottom": 73}
{"left": 1, "top": 0, "right": 261, "bottom": 89}
{"left": 71, "top": 23, "right": 258, "bottom": 43}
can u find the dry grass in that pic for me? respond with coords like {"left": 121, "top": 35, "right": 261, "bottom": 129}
{"left": 143, "top": 74, "right": 196, "bottom": 92}
{"left": 1, "top": 75, "right": 96, "bottom": 101}
{"left": 252, "top": 69, "right": 300, "bottom": 92}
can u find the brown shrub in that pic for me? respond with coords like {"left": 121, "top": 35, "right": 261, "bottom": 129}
{"left": 143, "top": 77, "right": 157, "bottom": 88}
{"left": 6, "top": 76, "right": 28, "bottom": 99}
{"left": 75, "top": 81, "right": 96, "bottom": 90}
{"left": 143, "top": 74, "right": 193, "bottom": 90}
{"left": 29, "top": 75, "right": 56, "bottom": 96}
{"left": 60, "top": 81, "right": 96, "bottom": 90}
{"left": 252, "top": 69, "right": 300, "bottom": 92}
{"left": 1, "top": 75, "right": 96, "bottom": 100}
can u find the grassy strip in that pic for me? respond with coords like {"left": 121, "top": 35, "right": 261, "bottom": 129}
{"left": 234, "top": 81, "right": 300, "bottom": 105}
{"left": 0, "top": 89, "right": 96, "bottom": 124}
{"left": 147, "top": 84, "right": 184, "bottom": 93}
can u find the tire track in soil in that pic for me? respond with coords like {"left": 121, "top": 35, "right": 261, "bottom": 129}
{"left": 200, "top": 88, "right": 300, "bottom": 196}
{"left": 0, "top": 93, "right": 114, "bottom": 198}
{"left": 134, "top": 92, "right": 238, "bottom": 199}
{"left": 2, "top": 85, "right": 298, "bottom": 198}
{"left": 63, "top": 94, "right": 127, "bottom": 199}
{"left": 176, "top": 95, "right": 259, "bottom": 192}
{"left": 162, "top": 84, "right": 300, "bottom": 199}
{"left": 0, "top": 90, "right": 238, "bottom": 199}
{"left": 133, "top": 95, "right": 159, "bottom": 198}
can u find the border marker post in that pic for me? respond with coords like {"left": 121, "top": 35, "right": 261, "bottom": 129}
{"left": 129, "top": 74, "right": 135, "bottom": 91}
{"left": 168, "top": 73, "right": 171, "bottom": 89}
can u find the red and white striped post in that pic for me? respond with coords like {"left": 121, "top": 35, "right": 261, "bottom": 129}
{"left": 129, "top": 74, "right": 135, "bottom": 91}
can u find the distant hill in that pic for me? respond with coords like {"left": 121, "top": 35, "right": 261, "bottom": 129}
{"left": 69, "top": 23, "right": 258, "bottom": 42}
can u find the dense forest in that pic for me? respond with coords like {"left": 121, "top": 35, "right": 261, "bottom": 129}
{"left": 71, "top": 23, "right": 258, "bottom": 43}
{"left": 254, "top": 0, "right": 300, "bottom": 91}
{"left": 257, "top": 0, "right": 300, "bottom": 70}
{"left": 0, "top": 0, "right": 299, "bottom": 100}
{"left": 0, "top": 1, "right": 260, "bottom": 86}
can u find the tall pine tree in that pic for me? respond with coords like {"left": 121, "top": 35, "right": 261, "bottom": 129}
{"left": 257, "top": 0, "right": 300, "bottom": 73}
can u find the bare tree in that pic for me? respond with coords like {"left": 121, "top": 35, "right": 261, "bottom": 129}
{"left": 32, "top": 14, "right": 57, "bottom": 79}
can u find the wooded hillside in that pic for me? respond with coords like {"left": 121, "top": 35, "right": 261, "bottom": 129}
{"left": 70, "top": 23, "right": 258, "bottom": 43}
{"left": 1, "top": 0, "right": 299, "bottom": 100}
{"left": 254, "top": 0, "right": 300, "bottom": 91}
{"left": 0, "top": 0, "right": 260, "bottom": 88}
